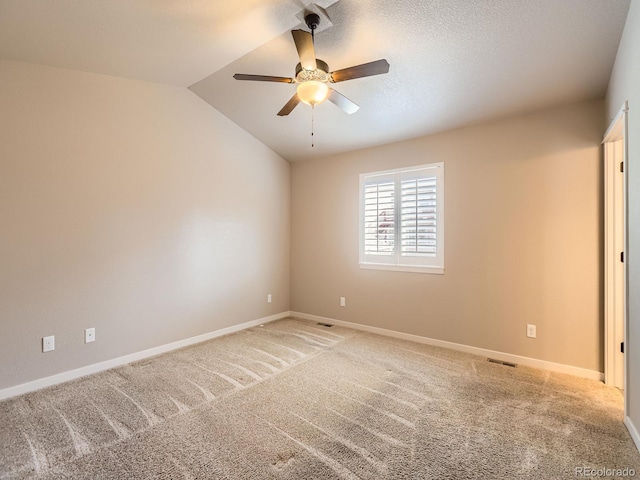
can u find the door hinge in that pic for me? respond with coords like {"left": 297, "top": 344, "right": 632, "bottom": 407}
{"left": 621, "top": 251, "right": 624, "bottom": 263}
{"left": 621, "top": 342, "right": 625, "bottom": 354}
{"left": 620, "top": 161, "right": 624, "bottom": 173}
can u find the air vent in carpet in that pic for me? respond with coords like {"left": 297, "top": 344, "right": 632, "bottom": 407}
{"left": 316, "top": 323, "right": 334, "bottom": 327}
{"left": 487, "top": 358, "right": 517, "bottom": 368}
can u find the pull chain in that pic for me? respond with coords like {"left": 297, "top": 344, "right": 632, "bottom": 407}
{"left": 310, "top": 19, "right": 317, "bottom": 148}
{"left": 311, "top": 104, "right": 315, "bottom": 148}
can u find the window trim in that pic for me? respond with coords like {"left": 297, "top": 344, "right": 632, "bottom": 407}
{"left": 359, "top": 162, "right": 444, "bottom": 274}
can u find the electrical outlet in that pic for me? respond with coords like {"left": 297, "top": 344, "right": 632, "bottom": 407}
{"left": 85, "top": 327, "right": 95, "bottom": 343}
{"left": 527, "top": 324, "right": 536, "bottom": 338}
{"left": 43, "top": 335, "right": 55, "bottom": 353}
{"left": 340, "top": 296, "right": 346, "bottom": 307}
{"left": 267, "top": 294, "right": 272, "bottom": 304}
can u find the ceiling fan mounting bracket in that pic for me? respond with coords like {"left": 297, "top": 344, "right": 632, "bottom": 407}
{"left": 305, "top": 13, "right": 321, "bottom": 31}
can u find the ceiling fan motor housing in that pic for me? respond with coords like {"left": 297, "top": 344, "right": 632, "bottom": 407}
{"left": 295, "top": 59, "right": 330, "bottom": 82}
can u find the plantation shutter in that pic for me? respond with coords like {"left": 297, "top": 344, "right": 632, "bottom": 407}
{"left": 400, "top": 171, "right": 437, "bottom": 257}
{"left": 362, "top": 174, "right": 396, "bottom": 263}
{"left": 360, "top": 163, "right": 443, "bottom": 272}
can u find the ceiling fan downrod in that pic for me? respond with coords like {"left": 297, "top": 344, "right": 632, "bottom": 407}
{"left": 305, "top": 13, "right": 320, "bottom": 43}
{"left": 306, "top": 12, "right": 321, "bottom": 148}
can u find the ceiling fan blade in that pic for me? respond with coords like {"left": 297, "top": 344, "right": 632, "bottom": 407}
{"left": 328, "top": 88, "right": 359, "bottom": 115}
{"left": 330, "top": 59, "right": 390, "bottom": 83}
{"left": 233, "top": 74, "right": 294, "bottom": 83}
{"left": 277, "top": 94, "right": 301, "bottom": 116}
{"left": 291, "top": 30, "right": 317, "bottom": 71}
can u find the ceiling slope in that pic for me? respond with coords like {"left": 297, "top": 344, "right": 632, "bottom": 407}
{"left": 190, "top": 0, "right": 630, "bottom": 162}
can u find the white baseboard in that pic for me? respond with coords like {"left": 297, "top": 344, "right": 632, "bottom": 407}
{"left": 291, "top": 311, "right": 604, "bottom": 382}
{"left": 1, "top": 311, "right": 606, "bottom": 401}
{"left": 0, "top": 311, "right": 291, "bottom": 401}
{"left": 625, "top": 416, "right": 640, "bottom": 453}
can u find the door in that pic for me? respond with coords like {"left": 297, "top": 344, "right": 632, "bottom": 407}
{"left": 603, "top": 101, "right": 628, "bottom": 392}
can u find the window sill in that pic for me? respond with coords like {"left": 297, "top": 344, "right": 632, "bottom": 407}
{"left": 359, "top": 263, "right": 444, "bottom": 275}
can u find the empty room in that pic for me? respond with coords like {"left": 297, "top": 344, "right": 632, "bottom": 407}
{"left": 1, "top": 0, "right": 640, "bottom": 478}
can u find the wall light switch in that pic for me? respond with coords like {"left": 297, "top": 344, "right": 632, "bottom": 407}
{"left": 85, "top": 328, "right": 95, "bottom": 343}
{"left": 267, "top": 294, "right": 272, "bottom": 304}
{"left": 527, "top": 324, "right": 536, "bottom": 338}
{"left": 43, "top": 335, "right": 55, "bottom": 352}
{"left": 340, "top": 297, "right": 346, "bottom": 307}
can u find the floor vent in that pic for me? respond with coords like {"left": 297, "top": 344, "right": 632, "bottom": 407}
{"left": 487, "top": 358, "right": 517, "bottom": 368}
{"left": 316, "top": 323, "right": 334, "bottom": 327}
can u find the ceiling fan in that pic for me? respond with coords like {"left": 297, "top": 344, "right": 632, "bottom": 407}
{"left": 233, "top": 12, "right": 390, "bottom": 117}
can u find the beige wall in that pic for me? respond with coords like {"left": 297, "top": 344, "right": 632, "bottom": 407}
{"left": 292, "top": 100, "right": 604, "bottom": 372}
{"left": 606, "top": 0, "right": 640, "bottom": 437}
{"left": 0, "top": 60, "right": 290, "bottom": 390}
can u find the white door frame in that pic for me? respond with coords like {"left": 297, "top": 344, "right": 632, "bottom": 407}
{"left": 603, "top": 101, "right": 628, "bottom": 403}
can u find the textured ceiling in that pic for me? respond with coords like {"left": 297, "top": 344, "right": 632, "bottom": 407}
{"left": 191, "top": 0, "right": 630, "bottom": 161}
{"left": 0, "top": 0, "right": 631, "bottom": 162}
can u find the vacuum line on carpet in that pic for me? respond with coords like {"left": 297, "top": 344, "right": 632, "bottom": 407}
{"left": 254, "top": 414, "right": 361, "bottom": 480}
{"left": 322, "top": 406, "right": 409, "bottom": 448}
{"left": 291, "top": 412, "right": 388, "bottom": 474}
{"left": 342, "top": 379, "right": 420, "bottom": 410}
{"left": 110, "top": 384, "right": 161, "bottom": 426}
{"left": 217, "top": 360, "right": 263, "bottom": 381}
{"left": 185, "top": 379, "right": 216, "bottom": 401}
{"left": 291, "top": 329, "right": 339, "bottom": 345}
{"left": 192, "top": 363, "right": 245, "bottom": 389}
{"left": 257, "top": 339, "right": 310, "bottom": 359}
{"left": 305, "top": 326, "right": 345, "bottom": 339}
{"left": 311, "top": 379, "right": 416, "bottom": 429}
{"left": 359, "top": 371, "right": 434, "bottom": 402}
{"left": 56, "top": 410, "right": 92, "bottom": 456}
{"left": 250, "top": 347, "right": 291, "bottom": 367}
{"left": 226, "top": 351, "right": 281, "bottom": 373}
{"left": 268, "top": 330, "right": 332, "bottom": 347}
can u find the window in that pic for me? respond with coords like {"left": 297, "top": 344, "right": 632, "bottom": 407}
{"left": 359, "top": 162, "right": 444, "bottom": 274}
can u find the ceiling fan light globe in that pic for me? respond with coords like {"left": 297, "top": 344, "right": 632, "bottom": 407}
{"left": 296, "top": 80, "right": 329, "bottom": 106}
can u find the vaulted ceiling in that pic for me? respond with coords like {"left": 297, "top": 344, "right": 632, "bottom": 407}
{"left": 0, "top": 0, "right": 630, "bottom": 162}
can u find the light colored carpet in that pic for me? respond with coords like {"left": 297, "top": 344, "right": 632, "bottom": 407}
{"left": 0, "top": 317, "right": 638, "bottom": 479}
